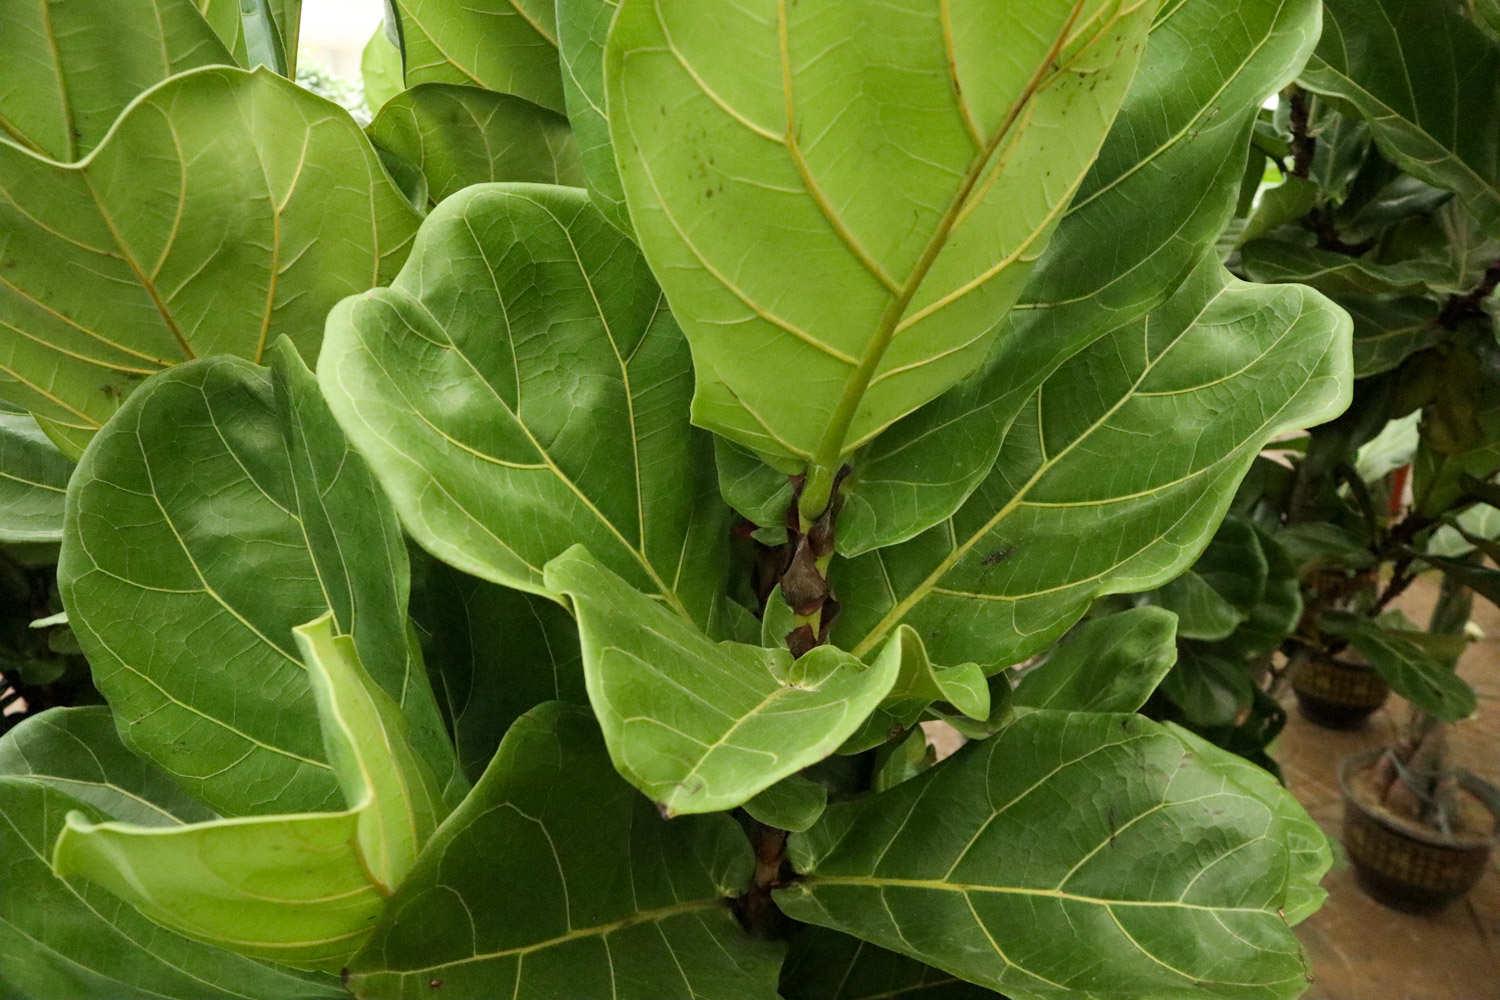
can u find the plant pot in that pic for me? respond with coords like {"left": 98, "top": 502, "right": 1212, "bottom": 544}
{"left": 1290, "top": 652, "right": 1388, "bottom": 728}
{"left": 1339, "top": 750, "right": 1500, "bottom": 913}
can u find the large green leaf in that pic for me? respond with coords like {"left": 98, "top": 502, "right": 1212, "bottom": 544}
{"left": 0, "top": 412, "right": 71, "bottom": 543}
{"left": 545, "top": 545, "right": 900, "bottom": 814}
{"left": 1149, "top": 517, "right": 1267, "bottom": 641}
{"left": 777, "top": 711, "right": 1327, "bottom": 1000}
{"left": 0, "top": 66, "right": 420, "bottom": 457}
{"left": 52, "top": 615, "right": 446, "bottom": 971}
{"left": 346, "top": 702, "right": 785, "bottom": 999}
{"left": 0, "top": 0, "right": 233, "bottom": 159}
{"left": 1320, "top": 612, "right": 1477, "bottom": 722}
{"left": 1167, "top": 724, "right": 1331, "bottom": 926}
{"left": 830, "top": 257, "right": 1350, "bottom": 670}
{"left": 557, "top": 0, "right": 630, "bottom": 232}
{"left": 1301, "top": 0, "right": 1500, "bottom": 232}
{"left": 59, "top": 347, "right": 456, "bottom": 816}
{"left": 388, "top": 0, "right": 564, "bottom": 112}
{"left": 367, "top": 84, "right": 583, "bottom": 208}
{"left": 409, "top": 551, "right": 584, "bottom": 783}
{"left": 1343, "top": 296, "right": 1442, "bottom": 378}
{"left": 781, "top": 926, "right": 1000, "bottom": 1000}
{"left": 319, "top": 184, "right": 729, "bottom": 628}
{"left": 1012, "top": 607, "right": 1177, "bottom": 713}
{"left": 0, "top": 709, "right": 343, "bottom": 1000}
{"left": 0, "top": 707, "right": 212, "bottom": 825}
{"left": 606, "top": 0, "right": 1157, "bottom": 481}
{"left": 1240, "top": 238, "right": 1458, "bottom": 298}
{"left": 717, "top": 0, "right": 1328, "bottom": 554}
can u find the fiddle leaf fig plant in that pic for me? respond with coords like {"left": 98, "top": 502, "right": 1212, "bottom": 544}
{"left": 0, "top": 2, "right": 1359, "bottom": 999}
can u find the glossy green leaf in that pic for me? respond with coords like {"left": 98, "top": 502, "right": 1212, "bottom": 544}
{"left": 772, "top": 0, "right": 1328, "bottom": 555}
{"left": 1158, "top": 648, "right": 1252, "bottom": 728}
{"left": 545, "top": 545, "right": 900, "bottom": 814}
{"left": 0, "top": 0, "right": 233, "bottom": 159}
{"left": 1165, "top": 724, "right": 1331, "bottom": 926}
{"left": 1012, "top": 607, "right": 1177, "bottom": 714}
{"left": 0, "top": 66, "right": 420, "bottom": 457}
{"left": 319, "top": 184, "right": 729, "bottom": 628}
{"left": 1300, "top": 0, "right": 1500, "bottom": 232}
{"left": 362, "top": 27, "right": 406, "bottom": 113}
{"left": 607, "top": 0, "right": 1157, "bottom": 473}
{"left": 778, "top": 711, "right": 1326, "bottom": 1000}
{"left": 52, "top": 615, "right": 446, "bottom": 971}
{"left": 830, "top": 257, "right": 1351, "bottom": 671}
{"left": 1223, "top": 526, "right": 1303, "bottom": 661}
{"left": 408, "top": 550, "right": 584, "bottom": 783}
{"left": 0, "top": 710, "right": 343, "bottom": 1000}
{"left": 557, "top": 0, "right": 630, "bottom": 232}
{"left": 368, "top": 84, "right": 583, "bottom": 208}
{"left": 1241, "top": 238, "right": 1458, "bottom": 298}
{"left": 1343, "top": 296, "right": 1442, "bottom": 378}
{"left": 1320, "top": 611, "right": 1477, "bottom": 722}
{"left": 59, "top": 348, "right": 456, "bottom": 816}
{"left": 745, "top": 774, "right": 828, "bottom": 834}
{"left": 0, "top": 412, "right": 71, "bottom": 543}
{"left": 1150, "top": 517, "right": 1267, "bottom": 641}
{"left": 346, "top": 702, "right": 785, "bottom": 999}
{"left": 389, "top": 0, "right": 564, "bottom": 112}
{"left": 780, "top": 926, "right": 999, "bottom": 1000}
{"left": 841, "top": 625, "right": 988, "bottom": 755}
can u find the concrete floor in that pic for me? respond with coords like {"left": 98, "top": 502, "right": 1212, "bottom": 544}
{"left": 1280, "top": 578, "right": 1500, "bottom": 1000}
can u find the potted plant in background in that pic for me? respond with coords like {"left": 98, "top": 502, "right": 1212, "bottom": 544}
{"left": 1225, "top": 0, "right": 1500, "bottom": 911}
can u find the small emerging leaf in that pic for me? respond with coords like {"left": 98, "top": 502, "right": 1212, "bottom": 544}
{"left": 1012, "top": 607, "right": 1178, "bottom": 714}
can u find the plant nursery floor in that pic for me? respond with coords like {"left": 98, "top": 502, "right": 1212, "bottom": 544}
{"left": 1281, "top": 576, "right": 1500, "bottom": 1000}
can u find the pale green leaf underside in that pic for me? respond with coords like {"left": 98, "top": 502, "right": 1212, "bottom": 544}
{"left": 738, "top": 0, "right": 1327, "bottom": 554}
{"left": 0, "top": 0, "right": 232, "bottom": 160}
{"left": 319, "top": 184, "right": 728, "bottom": 628}
{"left": 545, "top": 545, "right": 900, "bottom": 814}
{"left": 367, "top": 83, "right": 584, "bottom": 208}
{"left": 1012, "top": 607, "right": 1178, "bottom": 713}
{"left": 390, "top": 0, "right": 565, "bottom": 113}
{"left": 0, "top": 66, "right": 419, "bottom": 458}
{"left": 347, "top": 703, "right": 785, "bottom": 999}
{"left": 1300, "top": 0, "right": 1500, "bottom": 232}
{"left": 0, "top": 716, "right": 341, "bottom": 1000}
{"left": 362, "top": 27, "right": 405, "bottom": 114}
{"left": 607, "top": 0, "right": 1158, "bottom": 465}
{"left": 831, "top": 257, "right": 1351, "bottom": 670}
{"left": 779, "top": 711, "right": 1325, "bottom": 1000}
{"left": 59, "top": 350, "right": 455, "bottom": 817}
{"left": 51, "top": 616, "right": 444, "bottom": 972}
{"left": 0, "top": 412, "right": 72, "bottom": 542}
